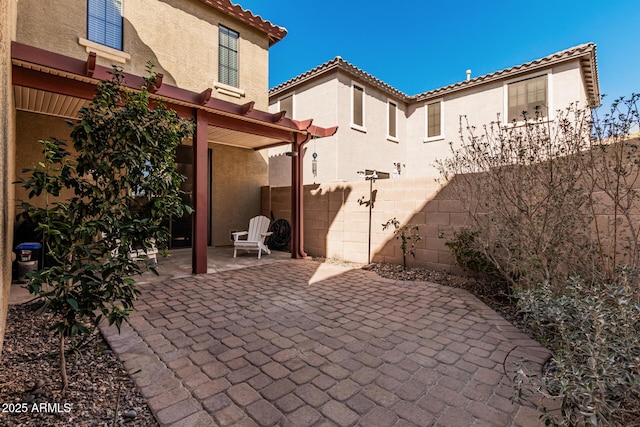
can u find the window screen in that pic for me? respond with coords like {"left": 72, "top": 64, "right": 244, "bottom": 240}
{"left": 353, "top": 85, "right": 364, "bottom": 127}
{"left": 219, "top": 26, "right": 239, "bottom": 87}
{"left": 88, "top": 0, "right": 123, "bottom": 50}
{"left": 280, "top": 95, "right": 293, "bottom": 119}
{"left": 508, "top": 75, "right": 548, "bottom": 121}
{"left": 427, "top": 102, "right": 441, "bottom": 138}
{"left": 388, "top": 101, "right": 397, "bottom": 138}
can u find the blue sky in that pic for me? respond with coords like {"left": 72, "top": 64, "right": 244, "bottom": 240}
{"left": 238, "top": 0, "right": 639, "bottom": 108}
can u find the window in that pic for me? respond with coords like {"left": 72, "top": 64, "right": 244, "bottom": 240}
{"left": 388, "top": 100, "right": 397, "bottom": 140}
{"left": 352, "top": 83, "right": 365, "bottom": 130}
{"left": 279, "top": 94, "right": 294, "bottom": 119}
{"left": 219, "top": 26, "right": 239, "bottom": 88}
{"left": 87, "top": 0, "right": 123, "bottom": 50}
{"left": 507, "top": 75, "right": 548, "bottom": 121}
{"left": 426, "top": 100, "right": 443, "bottom": 139}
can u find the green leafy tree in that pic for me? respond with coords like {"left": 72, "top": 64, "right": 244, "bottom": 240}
{"left": 19, "top": 65, "right": 193, "bottom": 392}
{"left": 382, "top": 218, "right": 422, "bottom": 270}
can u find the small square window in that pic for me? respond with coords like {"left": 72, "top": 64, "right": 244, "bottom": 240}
{"left": 507, "top": 75, "right": 548, "bottom": 121}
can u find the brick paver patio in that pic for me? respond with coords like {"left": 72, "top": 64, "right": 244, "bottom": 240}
{"left": 101, "top": 259, "right": 550, "bottom": 426}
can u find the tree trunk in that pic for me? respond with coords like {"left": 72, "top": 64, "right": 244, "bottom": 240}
{"left": 59, "top": 334, "right": 68, "bottom": 394}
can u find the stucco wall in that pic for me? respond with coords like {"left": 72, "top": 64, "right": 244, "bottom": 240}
{"left": 0, "top": 0, "right": 17, "bottom": 358}
{"left": 268, "top": 70, "right": 408, "bottom": 186}
{"left": 269, "top": 59, "right": 589, "bottom": 185}
{"left": 13, "top": 112, "right": 79, "bottom": 212}
{"left": 16, "top": 0, "right": 271, "bottom": 108}
{"left": 407, "top": 60, "right": 588, "bottom": 177}
{"left": 211, "top": 144, "right": 268, "bottom": 246}
{"left": 13, "top": 113, "right": 269, "bottom": 249}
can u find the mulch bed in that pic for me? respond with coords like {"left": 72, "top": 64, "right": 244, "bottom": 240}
{"left": 0, "top": 301, "right": 158, "bottom": 427}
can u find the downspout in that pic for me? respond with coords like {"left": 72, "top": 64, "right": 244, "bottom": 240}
{"left": 291, "top": 130, "right": 312, "bottom": 259}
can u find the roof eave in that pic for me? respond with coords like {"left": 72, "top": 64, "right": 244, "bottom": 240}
{"left": 412, "top": 44, "right": 600, "bottom": 105}
{"left": 270, "top": 58, "right": 409, "bottom": 101}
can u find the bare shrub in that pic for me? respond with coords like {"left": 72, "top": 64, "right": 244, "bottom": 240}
{"left": 437, "top": 106, "right": 595, "bottom": 291}
{"left": 439, "top": 95, "right": 640, "bottom": 425}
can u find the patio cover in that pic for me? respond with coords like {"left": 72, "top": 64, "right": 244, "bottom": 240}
{"left": 11, "top": 42, "right": 337, "bottom": 273}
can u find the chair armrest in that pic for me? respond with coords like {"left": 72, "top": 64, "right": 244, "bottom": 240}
{"left": 232, "top": 231, "right": 248, "bottom": 241}
{"left": 261, "top": 232, "right": 273, "bottom": 237}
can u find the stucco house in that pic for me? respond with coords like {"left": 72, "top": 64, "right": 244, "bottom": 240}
{"left": 268, "top": 43, "right": 600, "bottom": 186}
{"left": 0, "top": 0, "right": 336, "bottom": 354}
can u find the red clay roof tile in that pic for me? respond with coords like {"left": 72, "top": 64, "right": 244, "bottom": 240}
{"left": 199, "top": 0, "right": 287, "bottom": 46}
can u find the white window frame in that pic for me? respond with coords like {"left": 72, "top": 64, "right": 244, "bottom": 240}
{"left": 278, "top": 93, "right": 295, "bottom": 120}
{"left": 503, "top": 71, "right": 553, "bottom": 125}
{"left": 351, "top": 81, "right": 366, "bottom": 132}
{"left": 424, "top": 99, "right": 444, "bottom": 142}
{"left": 387, "top": 99, "right": 399, "bottom": 142}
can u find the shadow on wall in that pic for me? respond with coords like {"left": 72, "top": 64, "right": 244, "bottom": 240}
{"left": 123, "top": 17, "right": 177, "bottom": 85}
{"left": 262, "top": 184, "right": 352, "bottom": 256}
{"left": 264, "top": 176, "right": 465, "bottom": 272}
{"left": 369, "top": 177, "right": 465, "bottom": 273}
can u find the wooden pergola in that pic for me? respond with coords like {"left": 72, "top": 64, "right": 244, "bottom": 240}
{"left": 11, "top": 42, "right": 337, "bottom": 273}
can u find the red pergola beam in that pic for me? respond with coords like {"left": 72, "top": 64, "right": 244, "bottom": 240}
{"left": 11, "top": 41, "right": 338, "bottom": 271}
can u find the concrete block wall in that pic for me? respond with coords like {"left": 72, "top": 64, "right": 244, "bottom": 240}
{"left": 265, "top": 176, "right": 466, "bottom": 272}
{"left": 264, "top": 138, "right": 640, "bottom": 273}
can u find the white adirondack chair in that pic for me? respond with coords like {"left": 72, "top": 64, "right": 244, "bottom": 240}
{"left": 102, "top": 233, "right": 158, "bottom": 264}
{"left": 232, "top": 215, "right": 273, "bottom": 259}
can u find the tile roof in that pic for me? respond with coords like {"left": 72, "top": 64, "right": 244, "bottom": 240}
{"left": 269, "top": 43, "right": 600, "bottom": 106}
{"left": 269, "top": 56, "right": 410, "bottom": 100}
{"left": 411, "top": 43, "right": 599, "bottom": 105}
{"left": 199, "top": 0, "right": 287, "bottom": 46}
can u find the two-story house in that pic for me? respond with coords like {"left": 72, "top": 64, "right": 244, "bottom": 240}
{"left": 9, "top": 0, "right": 336, "bottom": 267}
{"left": 268, "top": 43, "right": 599, "bottom": 186}
{"left": 1, "top": 0, "right": 337, "bottom": 354}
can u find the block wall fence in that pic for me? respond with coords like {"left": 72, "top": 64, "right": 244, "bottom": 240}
{"left": 262, "top": 176, "right": 466, "bottom": 272}
{"left": 262, "top": 138, "right": 640, "bottom": 273}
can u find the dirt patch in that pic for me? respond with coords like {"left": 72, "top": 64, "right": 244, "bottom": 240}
{"left": 0, "top": 302, "right": 158, "bottom": 427}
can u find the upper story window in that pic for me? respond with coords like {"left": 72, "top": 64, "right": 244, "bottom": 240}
{"left": 507, "top": 74, "right": 548, "bottom": 122}
{"left": 219, "top": 26, "right": 239, "bottom": 88}
{"left": 352, "top": 83, "right": 365, "bottom": 131}
{"left": 425, "top": 100, "right": 443, "bottom": 140}
{"left": 87, "top": 0, "right": 123, "bottom": 50}
{"left": 388, "top": 100, "right": 398, "bottom": 140}
{"left": 279, "top": 94, "right": 294, "bottom": 119}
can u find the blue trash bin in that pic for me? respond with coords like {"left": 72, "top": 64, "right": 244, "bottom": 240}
{"left": 15, "top": 242, "right": 42, "bottom": 283}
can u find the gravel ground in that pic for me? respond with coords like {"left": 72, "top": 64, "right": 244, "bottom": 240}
{"left": 0, "top": 302, "right": 158, "bottom": 427}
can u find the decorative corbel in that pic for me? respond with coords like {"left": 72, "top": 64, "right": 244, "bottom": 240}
{"left": 146, "top": 73, "right": 163, "bottom": 93}
{"left": 85, "top": 52, "right": 96, "bottom": 77}
{"left": 271, "top": 110, "right": 286, "bottom": 123}
{"left": 240, "top": 101, "right": 255, "bottom": 115}
{"left": 199, "top": 88, "right": 212, "bottom": 105}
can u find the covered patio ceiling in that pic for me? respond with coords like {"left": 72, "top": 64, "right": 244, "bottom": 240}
{"left": 13, "top": 85, "right": 285, "bottom": 149}
{"left": 11, "top": 41, "right": 337, "bottom": 273}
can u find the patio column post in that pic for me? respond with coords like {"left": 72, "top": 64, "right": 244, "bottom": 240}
{"left": 291, "top": 132, "right": 310, "bottom": 259}
{"left": 192, "top": 109, "right": 208, "bottom": 274}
